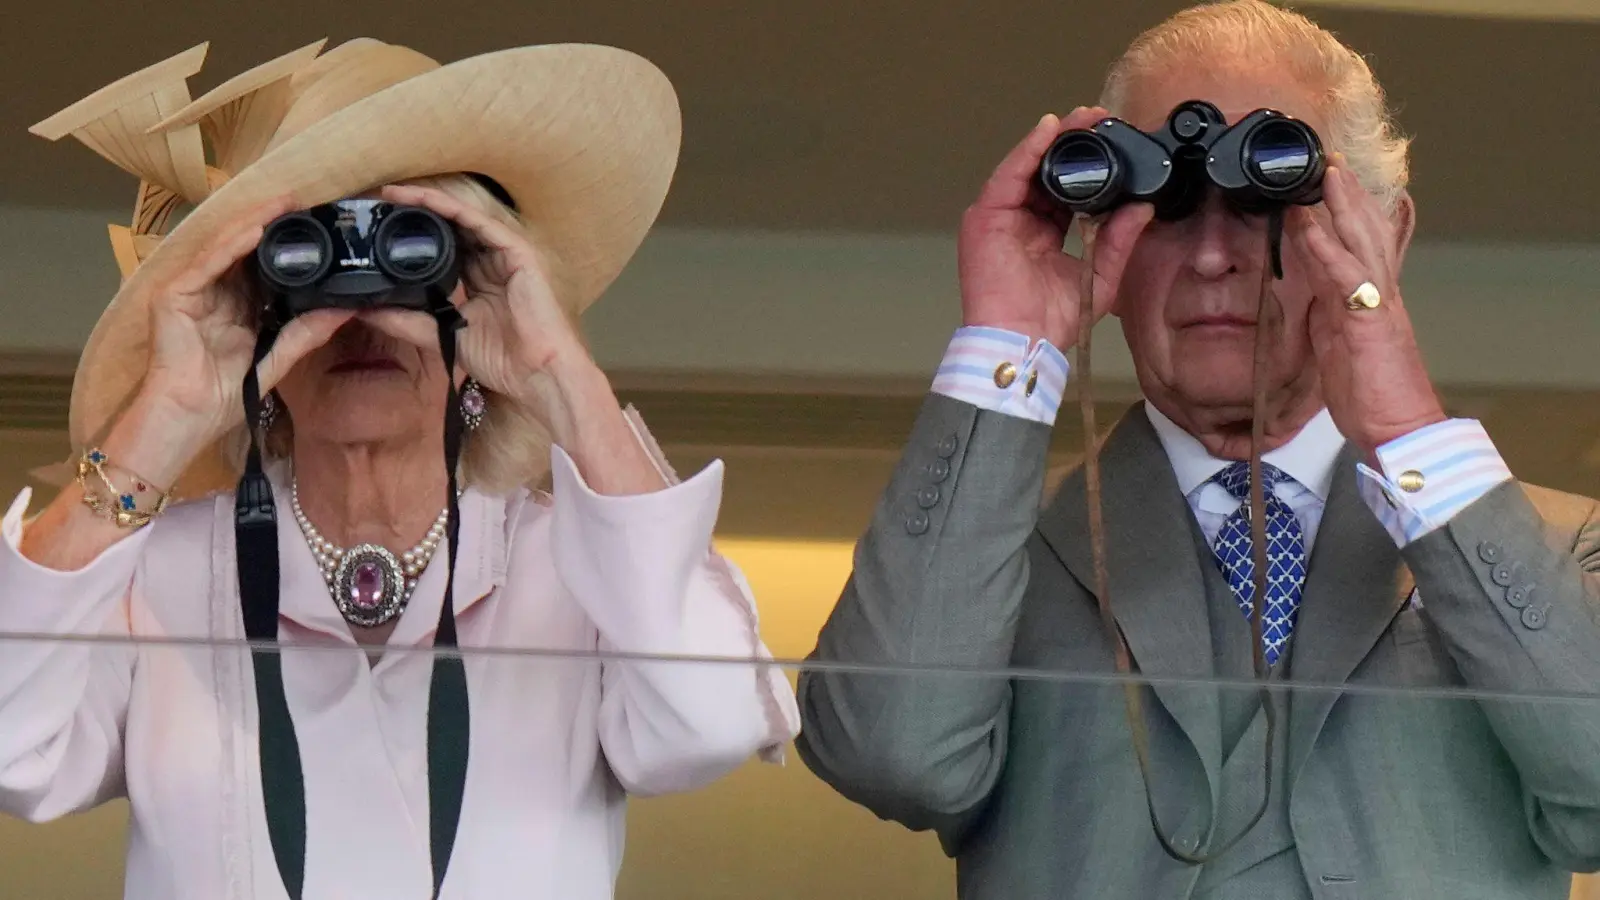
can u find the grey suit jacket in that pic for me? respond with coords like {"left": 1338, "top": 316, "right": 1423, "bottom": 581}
{"left": 796, "top": 394, "right": 1600, "bottom": 899}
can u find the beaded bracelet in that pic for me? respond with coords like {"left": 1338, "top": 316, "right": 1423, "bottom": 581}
{"left": 76, "top": 448, "right": 171, "bottom": 529}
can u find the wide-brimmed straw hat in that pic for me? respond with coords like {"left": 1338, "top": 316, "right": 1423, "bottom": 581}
{"left": 29, "top": 37, "right": 681, "bottom": 498}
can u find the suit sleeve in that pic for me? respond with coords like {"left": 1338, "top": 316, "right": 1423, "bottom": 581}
{"left": 1400, "top": 480, "right": 1600, "bottom": 871}
{"left": 795, "top": 390, "right": 1055, "bottom": 852}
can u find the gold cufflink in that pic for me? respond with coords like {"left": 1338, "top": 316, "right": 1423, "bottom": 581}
{"left": 1397, "top": 469, "right": 1426, "bottom": 493}
{"left": 994, "top": 362, "right": 1017, "bottom": 389}
{"left": 1025, "top": 370, "right": 1038, "bottom": 397}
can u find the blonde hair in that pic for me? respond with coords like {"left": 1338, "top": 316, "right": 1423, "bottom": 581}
{"left": 225, "top": 173, "right": 584, "bottom": 495}
{"left": 1099, "top": 0, "right": 1411, "bottom": 212}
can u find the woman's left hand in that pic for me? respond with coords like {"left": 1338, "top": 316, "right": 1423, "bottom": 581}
{"left": 366, "top": 183, "right": 595, "bottom": 426}
{"left": 1287, "top": 161, "right": 1445, "bottom": 457}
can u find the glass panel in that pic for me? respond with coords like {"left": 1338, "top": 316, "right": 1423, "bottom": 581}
{"left": 0, "top": 631, "right": 1597, "bottom": 898}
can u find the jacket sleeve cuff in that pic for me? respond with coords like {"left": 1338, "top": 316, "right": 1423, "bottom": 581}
{"left": 930, "top": 326, "right": 1069, "bottom": 426}
{"left": 548, "top": 442, "right": 800, "bottom": 767}
{"left": 1356, "top": 419, "right": 1514, "bottom": 547}
{"left": 548, "top": 443, "right": 724, "bottom": 653}
{"left": 0, "top": 489, "right": 146, "bottom": 632}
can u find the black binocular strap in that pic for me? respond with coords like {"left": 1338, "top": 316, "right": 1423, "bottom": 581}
{"left": 236, "top": 301, "right": 470, "bottom": 899}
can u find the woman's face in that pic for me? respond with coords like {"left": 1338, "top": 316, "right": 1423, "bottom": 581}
{"left": 270, "top": 284, "right": 469, "bottom": 448}
{"left": 263, "top": 176, "right": 505, "bottom": 450}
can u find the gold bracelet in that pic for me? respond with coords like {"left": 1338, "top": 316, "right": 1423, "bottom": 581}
{"left": 76, "top": 448, "right": 170, "bottom": 529}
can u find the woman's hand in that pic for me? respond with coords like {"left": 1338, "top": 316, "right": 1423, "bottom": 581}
{"left": 366, "top": 183, "right": 664, "bottom": 495}
{"left": 22, "top": 196, "right": 353, "bottom": 570}
{"left": 368, "top": 184, "right": 599, "bottom": 439}
{"left": 132, "top": 195, "right": 355, "bottom": 487}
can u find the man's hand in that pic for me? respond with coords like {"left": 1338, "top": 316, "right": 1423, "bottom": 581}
{"left": 958, "top": 108, "right": 1153, "bottom": 349}
{"left": 1289, "top": 162, "right": 1445, "bottom": 456}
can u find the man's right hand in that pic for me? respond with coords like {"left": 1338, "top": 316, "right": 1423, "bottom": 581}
{"left": 957, "top": 107, "right": 1155, "bottom": 349}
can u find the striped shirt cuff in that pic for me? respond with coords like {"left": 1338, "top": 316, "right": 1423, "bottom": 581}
{"left": 930, "top": 326, "right": 1070, "bottom": 426}
{"left": 1356, "top": 418, "right": 1513, "bottom": 547}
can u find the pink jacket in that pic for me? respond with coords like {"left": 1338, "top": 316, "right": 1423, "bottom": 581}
{"left": 0, "top": 434, "right": 800, "bottom": 899}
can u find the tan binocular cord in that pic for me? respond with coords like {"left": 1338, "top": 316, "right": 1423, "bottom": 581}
{"left": 1074, "top": 220, "right": 1279, "bottom": 864}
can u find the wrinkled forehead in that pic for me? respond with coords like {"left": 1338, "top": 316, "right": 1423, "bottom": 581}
{"left": 1117, "top": 63, "right": 1331, "bottom": 142}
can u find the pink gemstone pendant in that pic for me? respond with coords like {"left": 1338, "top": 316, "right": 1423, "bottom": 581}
{"left": 351, "top": 561, "right": 384, "bottom": 609}
{"left": 333, "top": 545, "right": 407, "bottom": 627}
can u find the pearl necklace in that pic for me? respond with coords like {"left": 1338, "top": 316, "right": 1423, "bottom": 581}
{"left": 290, "top": 481, "right": 450, "bottom": 628}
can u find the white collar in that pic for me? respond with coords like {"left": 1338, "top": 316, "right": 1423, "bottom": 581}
{"left": 1142, "top": 400, "right": 1345, "bottom": 500}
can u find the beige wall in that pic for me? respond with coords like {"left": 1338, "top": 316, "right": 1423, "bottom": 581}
{"left": 5, "top": 203, "right": 1600, "bottom": 388}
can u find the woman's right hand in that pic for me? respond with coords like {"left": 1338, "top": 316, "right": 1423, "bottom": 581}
{"left": 122, "top": 195, "right": 354, "bottom": 488}
{"left": 957, "top": 107, "right": 1155, "bottom": 349}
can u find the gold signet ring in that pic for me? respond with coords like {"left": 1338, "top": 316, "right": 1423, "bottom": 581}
{"left": 1345, "top": 281, "right": 1382, "bottom": 311}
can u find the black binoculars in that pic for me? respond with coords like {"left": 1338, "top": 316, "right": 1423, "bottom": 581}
{"left": 1038, "top": 100, "right": 1326, "bottom": 220}
{"left": 252, "top": 198, "right": 462, "bottom": 322}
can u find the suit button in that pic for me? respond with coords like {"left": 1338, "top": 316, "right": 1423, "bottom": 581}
{"left": 1478, "top": 542, "right": 1502, "bottom": 564}
{"left": 1491, "top": 563, "right": 1515, "bottom": 587}
{"left": 1521, "top": 606, "right": 1547, "bottom": 630}
{"left": 937, "top": 433, "right": 959, "bottom": 458}
{"left": 906, "top": 511, "right": 930, "bottom": 535}
{"left": 925, "top": 458, "right": 951, "bottom": 482}
{"left": 1505, "top": 584, "right": 1534, "bottom": 609}
{"left": 917, "top": 485, "right": 941, "bottom": 509}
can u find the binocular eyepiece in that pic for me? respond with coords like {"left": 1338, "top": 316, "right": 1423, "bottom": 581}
{"left": 1038, "top": 100, "right": 1325, "bottom": 220}
{"left": 253, "top": 198, "right": 462, "bottom": 322}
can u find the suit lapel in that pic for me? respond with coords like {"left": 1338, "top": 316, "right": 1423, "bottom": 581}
{"left": 1286, "top": 444, "right": 1410, "bottom": 781}
{"left": 1038, "top": 406, "right": 1222, "bottom": 783}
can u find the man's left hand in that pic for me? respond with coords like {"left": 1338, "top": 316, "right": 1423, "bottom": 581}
{"left": 1288, "top": 162, "right": 1446, "bottom": 456}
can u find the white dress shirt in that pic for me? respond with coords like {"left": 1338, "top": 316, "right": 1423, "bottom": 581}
{"left": 1142, "top": 401, "right": 1342, "bottom": 551}
{"left": 0, "top": 431, "right": 800, "bottom": 900}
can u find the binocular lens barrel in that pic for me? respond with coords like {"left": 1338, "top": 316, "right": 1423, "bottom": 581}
{"left": 259, "top": 216, "right": 332, "bottom": 289}
{"left": 1242, "top": 119, "right": 1321, "bottom": 194}
{"left": 255, "top": 204, "right": 455, "bottom": 292}
{"left": 1036, "top": 105, "right": 1324, "bottom": 217}
{"left": 1040, "top": 133, "right": 1118, "bottom": 208}
{"left": 375, "top": 209, "right": 452, "bottom": 284}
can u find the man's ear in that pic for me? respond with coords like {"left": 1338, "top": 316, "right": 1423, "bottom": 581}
{"left": 1391, "top": 189, "right": 1416, "bottom": 269}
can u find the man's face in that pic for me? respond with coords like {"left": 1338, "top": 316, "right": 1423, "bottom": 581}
{"left": 1112, "top": 63, "right": 1332, "bottom": 432}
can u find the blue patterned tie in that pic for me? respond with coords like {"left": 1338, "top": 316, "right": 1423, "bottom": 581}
{"left": 1211, "top": 461, "right": 1308, "bottom": 666}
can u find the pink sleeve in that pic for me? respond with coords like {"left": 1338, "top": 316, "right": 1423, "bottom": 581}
{"left": 0, "top": 488, "right": 143, "bottom": 821}
{"left": 548, "top": 426, "right": 799, "bottom": 795}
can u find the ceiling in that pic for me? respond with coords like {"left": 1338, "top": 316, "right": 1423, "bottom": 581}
{"left": 1296, "top": 0, "right": 1600, "bottom": 20}
{"left": 4, "top": 1, "right": 1598, "bottom": 243}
